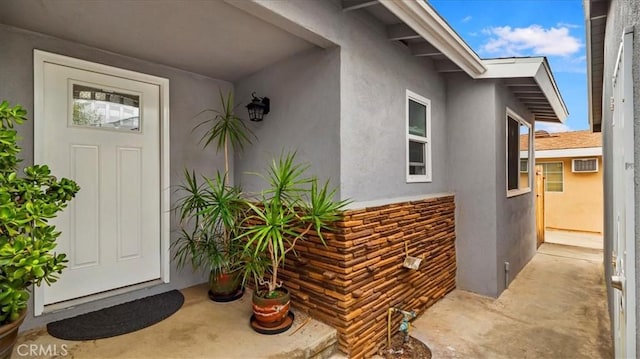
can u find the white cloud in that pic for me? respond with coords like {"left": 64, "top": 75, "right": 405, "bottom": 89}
{"left": 536, "top": 122, "right": 572, "bottom": 133}
{"left": 480, "top": 25, "right": 583, "bottom": 57}
{"left": 557, "top": 22, "right": 580, "bottom": 29}
{"left": 462, "top": 15, "right": 472, "bottom": 23}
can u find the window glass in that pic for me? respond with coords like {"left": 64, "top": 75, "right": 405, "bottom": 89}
{"left": 506, "top": 113, "right": 531, "bottom": 195}
{"left": 408, "top": 100, "right": 427, "bottom": 137}
{"left": 71, "top": 84, "right": 140, "bottom": 132}
{"left": 409, "top": 140, "right": 426, "bottom": 175}
{"left": 507, "top": 117, "right": 520, "bottom": 191}
{"left": 542, "top": 162, "right": 563, "bottom": 192}
{"left": 406, "top": 91, "right": 430, "bottom": 182}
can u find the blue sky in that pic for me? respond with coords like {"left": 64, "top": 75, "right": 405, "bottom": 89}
{"left": 429, "top": 0, "right": 587, "bottom": 132}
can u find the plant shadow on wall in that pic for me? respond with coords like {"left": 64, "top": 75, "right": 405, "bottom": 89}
{"left": 0, "top": 101, "right": 80, "bottom": 358}
{"left": 239, "top": 152, "right": 349, "bottom": 333}
{"left": 172, "top": 90, "right": 255, "bottom": 302}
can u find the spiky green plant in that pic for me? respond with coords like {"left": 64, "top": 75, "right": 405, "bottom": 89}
{"left": 172, "top": 170, "right": 248, "bottom": 275}
{"left": 194, "top": 90, "right": 255, "bottom": 183}
{"left": 240, "top": 152, "right": 349, "bottom": 297}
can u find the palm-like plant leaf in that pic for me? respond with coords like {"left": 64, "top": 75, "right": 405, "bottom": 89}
{"left": 240, "top": 152, "right": 349, "bottom": 295}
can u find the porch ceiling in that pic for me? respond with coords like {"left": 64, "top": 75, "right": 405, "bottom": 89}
{"left": 0, "top": 0, "right": 315, "bottom": 81}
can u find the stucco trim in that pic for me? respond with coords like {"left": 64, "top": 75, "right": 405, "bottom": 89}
{"left": 536, "top": 147, "right": 603, "bottom": 158}
{"left": 379, "top": 0, "right": 486, "bottom": 76}
{"left": 345, "top": 192, "right": 455, "bottom": 210}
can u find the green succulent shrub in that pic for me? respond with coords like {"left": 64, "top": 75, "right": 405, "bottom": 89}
{"left": 0, "top": 101, "right": 80, "bottom": 325}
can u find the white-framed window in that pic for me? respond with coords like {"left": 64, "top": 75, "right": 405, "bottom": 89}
{"left": 541, "top": 162, "right": 564, "bottom": 192}
{"left": 506, "top": 108, "right": 532, "bottom": 197}
{"left": 572, "top": 158, "right": 598, "bottom": 173}
{"left": 406, "top": 90, "right": 431, "bottom": 183}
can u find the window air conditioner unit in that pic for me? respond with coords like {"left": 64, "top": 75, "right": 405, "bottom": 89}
{"left": 572, "top": 158, "right": 598, "bottom": 173}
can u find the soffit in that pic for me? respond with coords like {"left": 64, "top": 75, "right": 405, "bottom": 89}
{"left": 343, "top": 1, "right": 567, "bottom": 123}
{"left": 0, "top": 0, "right": 315, "bottom": 81}
{"left": 585, "top": 0, "right": 610, "bottom": 132}
{"left": 340, "top": 0, "right": 484, "bottom": 76}
{"left": 480, "top": 58, "right": 569, "bottom": 123}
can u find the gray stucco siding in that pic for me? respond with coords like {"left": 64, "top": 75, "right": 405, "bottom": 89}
{"left": 493, "top": 81, "right": 536, "bottom": 295}
{"left": 0, "top": 24, "right": 230, "bottom": 330}
{"left": 247, "top": 0, "right": 450, "bottom": 203}
{"left": 445, "top": 73, "right": 499, "bottom": 297}
{"left": 233, "top": 47, "right": 341, "bottom": 195}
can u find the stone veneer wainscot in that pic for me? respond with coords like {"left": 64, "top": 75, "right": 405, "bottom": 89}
{"left": 278, "top": 194, "right": 457, "bottom": 358}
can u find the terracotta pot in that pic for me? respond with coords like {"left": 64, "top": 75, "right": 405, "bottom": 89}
{"left": 252, "top": 288, "right": 290, "bottom": 328}
{"left": 209, "top": 269, "right": 242, "bottom": 297}
{"left": 0, "top": 310, "right": 27, "bottom": 359}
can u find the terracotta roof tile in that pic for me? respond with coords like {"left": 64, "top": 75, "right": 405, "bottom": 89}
{"left": 521, "top": 130, "right": 601, "bottom": 151}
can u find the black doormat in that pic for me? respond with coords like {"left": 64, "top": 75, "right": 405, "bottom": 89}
{"left": 47, "top": 290, "right": 184, "bottom": 341}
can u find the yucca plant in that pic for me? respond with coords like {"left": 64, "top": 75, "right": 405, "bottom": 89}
{"left": 172, "top": 170, "right": 247, "bottom": 276}
{"left": 172, "top": 90, "right": 254, "bottom": 298}
{"left": 0, "top": 101, "right": 79, "bottom": 325}
{"left": 194, "top": 90, "right": 255, "bottom": 184}
{"left": 240, "top": 152, "right": 349, "bottom": 297}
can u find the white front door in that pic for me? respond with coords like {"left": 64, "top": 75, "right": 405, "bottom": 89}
{"left": 34, "top": 52, "right": 169, "bottom": 309}
{"left": 610, "top": 30, "right": 636, "bottom": 359}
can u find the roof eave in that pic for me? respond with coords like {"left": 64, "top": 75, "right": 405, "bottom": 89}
{"left": 379, "top": 0, "right": 487, "bottom": 77}
{"left": 584, "top": 0, "right": 609, "bottom": 133}
{"left": 478, "top": 57, "right": 569, "bottom": 123}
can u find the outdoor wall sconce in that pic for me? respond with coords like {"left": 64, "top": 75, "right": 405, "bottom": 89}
{"left": 246, "top": 92, "right": 270, "bottom": 122}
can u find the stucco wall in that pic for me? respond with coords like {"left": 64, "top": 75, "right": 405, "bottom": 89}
{"left": 233, "top": 47, "right": 341, "bottom": 195}
{"left": 0, "top": 24, "right": 230, "bottom": 330}
{"left": 445, "top": 73, "right": 499, "bottom": 297}
{"left": 245, "top": 0, "right": 450, "bottom": 203}
{"left": 599, "top": 0, "right": 640, "bottom": 352}
{"left": 538, "top": 157, "right": 604, "bottom": 234}
{"left": 494, "top": 81, "right": 536, "bottom": 295}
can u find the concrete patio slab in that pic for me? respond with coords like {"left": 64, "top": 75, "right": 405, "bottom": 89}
{"left": 410, "top": 243, "right": 612, "bottom": 358}
{"left": 14, "top": 284, "right": 337, "bottom": 358}
{"left": 545, "top": 229, "right": 604, "bottom": 249}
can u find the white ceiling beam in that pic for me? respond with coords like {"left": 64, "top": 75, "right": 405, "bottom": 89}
{"left": 387, "top": 23, "right": 420, "bottom": 41}
{"left": 434, "top": 60, "right": 463, "bottom": 73}
{"left": 409, "top": 42, "right": 442, "bottom": 56}
{"left": 342, "top": 0, "right": 378, "bottom": 12}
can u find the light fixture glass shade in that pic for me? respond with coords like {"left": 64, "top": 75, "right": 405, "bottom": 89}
{"left": 246, "top": 93, "right": 269, "bottom": 122}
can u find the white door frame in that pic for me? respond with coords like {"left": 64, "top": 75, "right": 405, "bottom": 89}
{"left": 33, "top": 50, "right": 171, "bottom": 315}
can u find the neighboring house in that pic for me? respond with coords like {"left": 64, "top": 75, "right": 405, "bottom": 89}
{"left": 585, "top": 0, "right": 640, "bottom": 357}
{"left": 0, "top": 1, "right": 567, "bottom": 357}
{"left": 521, "top": 130, "right": 603, "bottom": 234}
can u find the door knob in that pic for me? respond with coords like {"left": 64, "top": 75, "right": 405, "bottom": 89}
{"left": 611, "top": 275, "right": 624, "bottom": 291}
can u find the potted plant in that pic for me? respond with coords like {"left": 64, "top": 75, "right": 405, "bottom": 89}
{"left": 241, "top": 152, "right": 348, "bottom": 331}
{"left": 0, "top": 101, "right": 79, "bottom": 358}
{"left": 173, "top": 170, "right": 248, "bottom": 300}
{"left": 172, "top": 90, "right": 254, "bottom": 301}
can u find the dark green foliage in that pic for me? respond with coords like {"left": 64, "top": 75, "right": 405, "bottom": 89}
{"left": 240, "top": 152, "right": 349, "bottom": 296}
{"left": 0, "top": 101, "right": 80, "bottom": 325}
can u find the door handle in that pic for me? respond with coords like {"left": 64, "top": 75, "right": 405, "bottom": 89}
{"left": 611, "top": 275, "right": 624, "bottom": 291}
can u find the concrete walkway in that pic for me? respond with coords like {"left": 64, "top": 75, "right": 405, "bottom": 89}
{"left": 14, "top": 285, "right": 337, "bottom": 358}
{"left": 411, "top": 243, "right": 612, "bottom": 359}
{"left": 545, "top": 229, "right": 603, "bottom": 249}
